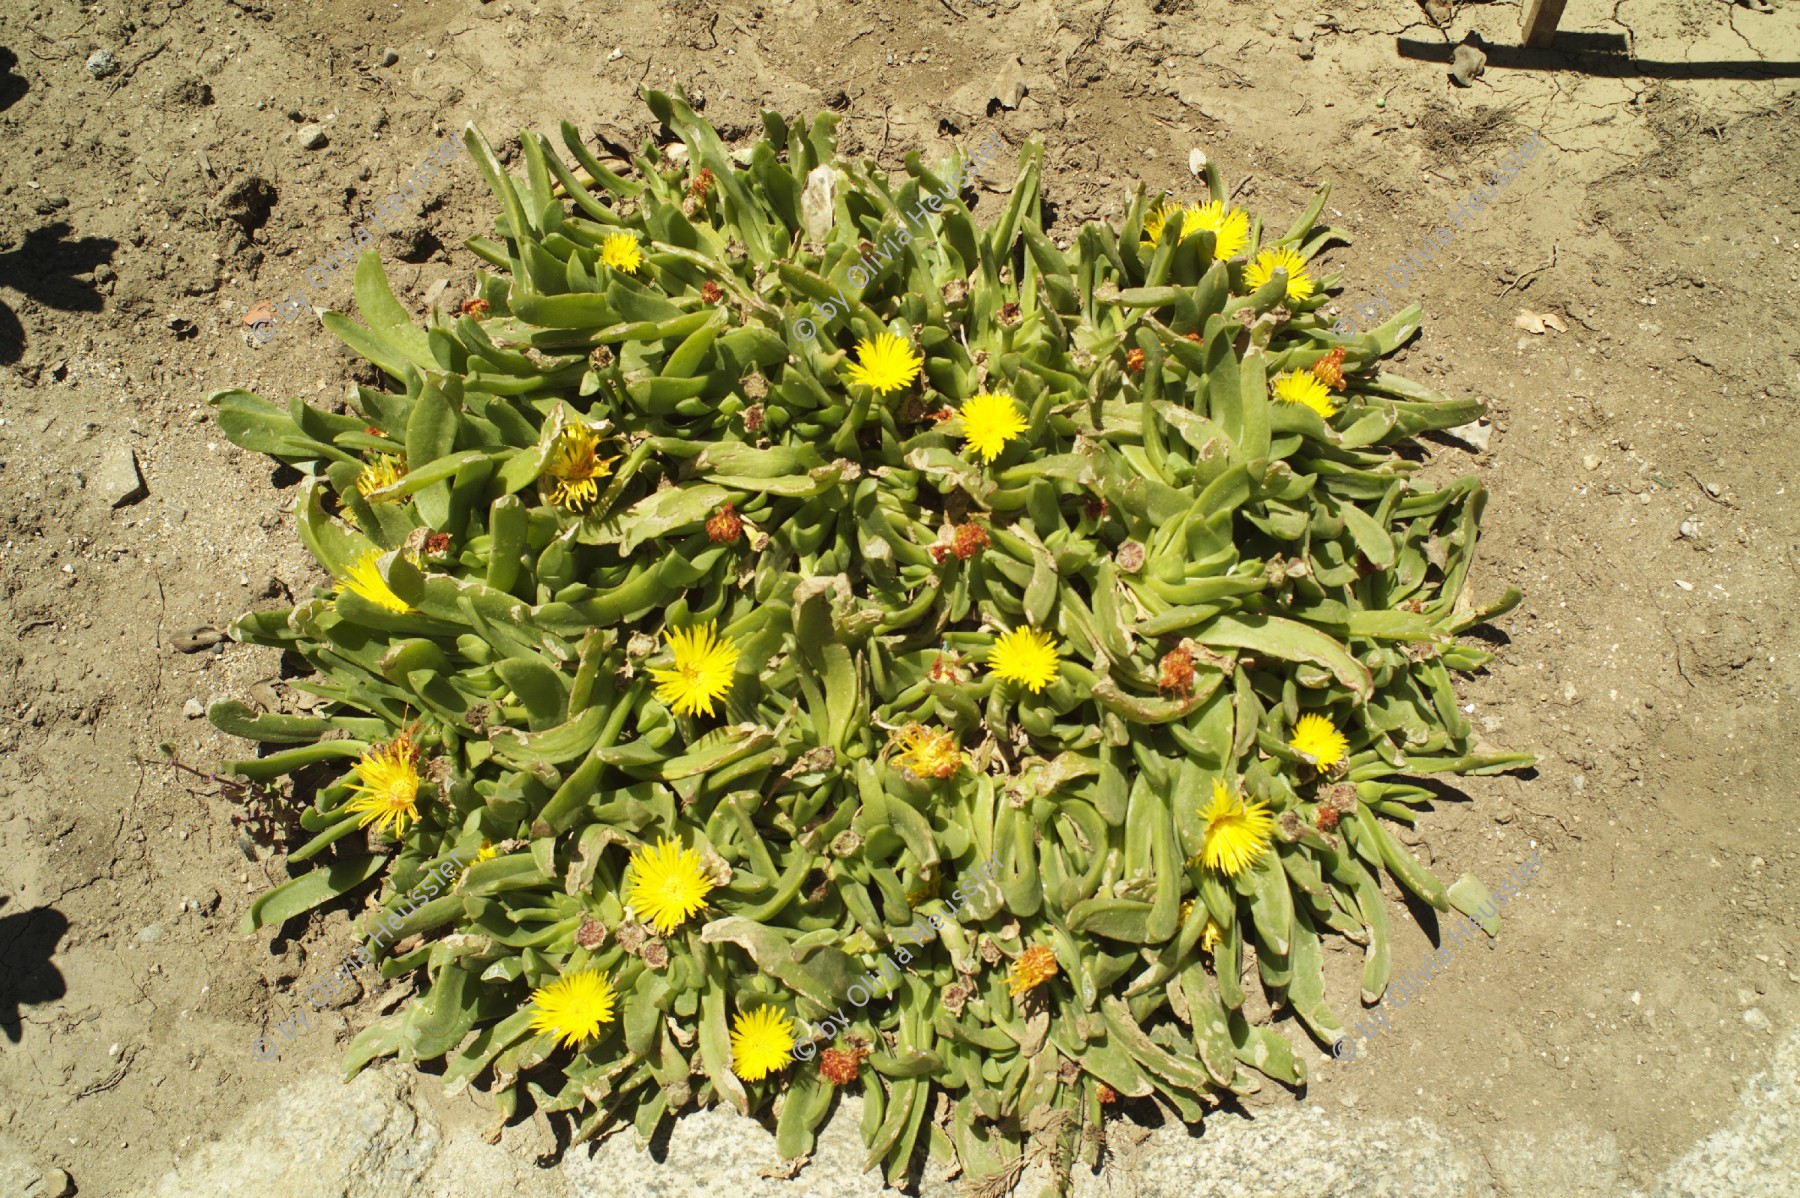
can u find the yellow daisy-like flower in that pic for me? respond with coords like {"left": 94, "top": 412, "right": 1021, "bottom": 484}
{"left": 600, "top": 232, "right": 643, "bottom": 274}
{"left": 843, "top": 332, "right": 923, "bottom": 395}
{"left": 648, "top": 621, "right": 740, "bottom": 718}
{"left": 1244, "top": 245, "right": 1316, "bottom": 303}
{"left": 528, "top": 969, "right": 617, "bottom": 1049}
{"left": 355, "top": 453, "right": 406, "bottom": 501}
{"left": 957, "top": 390, "right": 1027, "bottom": 464}
{"left": 1201, "top": 917, "right": 1224, "bottom": 954}
{"left": 891, "top": 723, "right": 964, "bottom": 780}
{"left": 1195, "top": 781, "right": 1275, "bottom": 877}
{"left": 1008, "top": 944, "right": 1060, "bottom": 996}
{"left": 987, "top": 626, "right": 1061, "bottom": 693}
{"left": 1183, "top": 200, "right": 1251, "bottom": 261}
{"left": 343, "top": 734, "right": 423, "bottom": 839}
{"left": 729, "top": 1005, "right": 796, "bottom": 1082}
{"left": 1140, "top": 199, "right": 1187, "bottom": 247}
{"left": 1289, "top": 712, "right": 1351, "bottom": 769}
{"left": 338, "top": 549, "right": 412, "bottom": 614}
{"left": 1272, "top": 370, "right": 1338, "bottom": 420}
{"left": 542, "top": 423, "right": 619, "bottom": 512}
{"left": 625, "top": 836, "right": 716, "bottom": 934}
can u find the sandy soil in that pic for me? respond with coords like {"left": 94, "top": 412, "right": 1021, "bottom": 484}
{"left": 0, "top": 0, "right": 1796, "bottom": 1193}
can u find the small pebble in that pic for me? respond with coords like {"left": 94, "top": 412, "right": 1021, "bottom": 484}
{"left": 183, "top": 698, "right": 205, "bottom": 718}
{"left": 298, "top": 124, "right": 328, "bottom": 150}
{"left": 379, "top": 48, "right": 398, "bottom": 67}
{"left": 1674, "top": 579, "right": 1694, "bottom": 591}
{"left": 1744, "top": 1007, "right": 1770, "bottom": 1031}
{"left": 138, "top": 924, "right": 164, "bottom": 944}
{"left": 85, "top": 49, "right": 119, "bottom": 79}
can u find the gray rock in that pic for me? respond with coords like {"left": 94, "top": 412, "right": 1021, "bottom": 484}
{"left": 85, "top": 49, "right": 119, "bottom": 79}
{"left": 137, "top": 924, "right": 163, "bottom": 943}
{"left": 97, "top": 444, "right": 147, "bottom": 508}
{"left": 35, "top": 1166, "right": 76, "bottom": 1197}
{"left": 298, "top": 124, "right": 329, "bottom": 150}
{"left": 131, "top": 1030, "right": 1800, "bottom": 1198}
{"left": 182, "top": 698, "right": 205, "bottom": 719}
{"left": 1450, "top": 41, "right": 1488, "bottom": 87}
{"left": 379, "top": 48, "right": 399, "bottom": 67}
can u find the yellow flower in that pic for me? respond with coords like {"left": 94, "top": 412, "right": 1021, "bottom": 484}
{"left": 355, "top": 453, "right": 406, "bottom": 501}
{"left": 344, "top": 734, "right": 423, "bottom": 839}
{"left": 729, "top": 1005, "right": 796, "bottom": 1082}
{"left": 626, "top": 836, "right": 716, "bottom": 934}
{"left": 1195, "top": 781, "right": 1275, "bottom": 877}
{"left": 1140, "top": 200, "right": 1186, "bottom": 247}
{"left": 648, "top": 621, "right": 740, "bottom": 718}
{"left": 891, "top": 723, "right": 964, "bottom": 780}
{"left": 1289, "top": 713, "right": 1350, "bottom": 769}
{"left": 600, "top": 232, "right": 643, "bottom": 274}
{"left": 844, "top": 332, "right": 923, "bottom": 395}
{"left": 1008, "top": 944, "right": 1059, "bottom": 995}
{"left": 1272, "top": 370, "right": 1338, "bottom": 420}
{"left": 1244, "top": 245, "right": 1316, "bottom": 303}
{"left": 338, "top": 550, "right": 412, "bottom": 614}
{"left": 542, "top": 423, "right": 618, "bottom": 512}
{"left": 1183, "top": 200, "right": 1250, "bottom": 261}
{"left": 1201, "top": 917, "right": 1224, "bottom": 954}
{"left": 986, "top": 626, "right": 1061, "bottom": 693}
{"left": 528, "top": 969, "right": 617, "bottom": 1049}
{"left": 957, "top": 390, "right": 1027, "bottom": 464}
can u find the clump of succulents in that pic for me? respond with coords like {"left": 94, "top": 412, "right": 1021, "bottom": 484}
{"left": 212, "top": 87, "right": 1529, "bottom": 1193}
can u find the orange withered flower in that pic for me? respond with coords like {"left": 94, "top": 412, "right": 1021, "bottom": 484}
{"left": 1158, "top": 646, "right": 1195, "bottom": 700}
{"left": 1009, "top": 944, "right": 1060, "bottom": 996}
{"left": 819, "top": 1047, "right": 861, "bottom": 1086}
{"left": 1312, "top": 346, "right": 1347, "bottom": 391}
{"left": 458, "top": 297, "right": 491, "bottom": 318}
{"left": 705, "top": 502, "right": 742, "bottom": 544}
{"left": 951, "top": 521, "right": 989, "bottom": 560}
{"left": 1315, "top": 805, "right": 1340, "bottom": 832}
{"left": 1125, "top": 347, "right": 1146, "bottom": 375}
{"left": 700, "top": 280, "right": 723, "bottom": 304}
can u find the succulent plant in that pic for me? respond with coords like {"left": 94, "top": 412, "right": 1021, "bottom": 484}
{"left": 211, "top": 87, "right": 1530, "bottom": 1192}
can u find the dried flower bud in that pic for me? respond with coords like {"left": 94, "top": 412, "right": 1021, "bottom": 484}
{"left": 830, "top": 829, "right": 864, "bottom": 858}
{"left": 700, "top": 280, "right": 723, "bottom": 304}
{"left": 977, "top": 935, "right": 1003, "bottom": 966}
{"left": 999, "top": 301, "right": 1021, "bottom": 326}
{"left": 424, "top": 532, "right": 452, "bottom": 556}
{"left": 641, "top": 940, "right": 669, "bottom": 970}
{"left": 705, "top": 502, "right": 742, "bottom": 544}
{"left": 942, "top": 278, "right": 969, "bottom": 307}
{"left": 576, "top": 916, "right": 608, "bottom": 950}
{"left": 942, "top": 978, "right": 975, "bottom": 1017}
{"left": 1115, "top": 541, "right": 1146, "bottom": 574}
{"left": 589, "top": 345, "right": 613, "bottom": 370}
{"left": 1125, "top": 347, "right": 1146, "bottom": 374}
{"left": 1278, "top": 811, "right": 1304, "bottom": 842}
{"left": 615, "top": 921, "right": 649, "bottom": 955}
{"left": 1315, "top": 805, "right": 1340, "bottom": 832}
{"left": 1325, "top": 782, "right": 1359, "bottom": 813}
{"left": 742, "top": 403, "right": 766, "bottom": 432}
